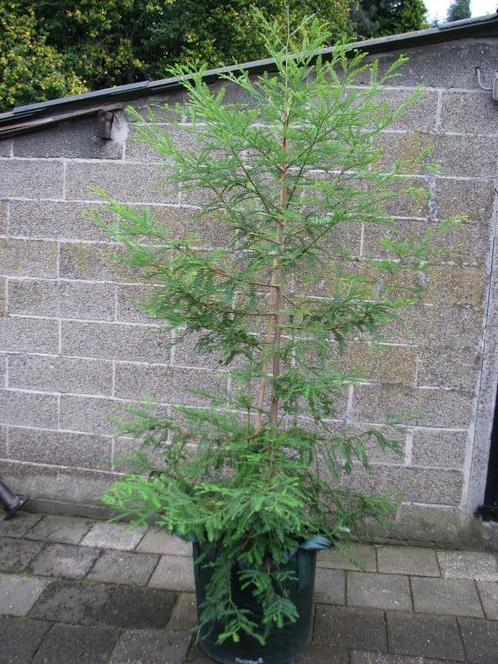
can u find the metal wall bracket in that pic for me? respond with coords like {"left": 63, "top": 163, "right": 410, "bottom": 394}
{"left": 475, "top": 67, "right": 498, "bottom": 101}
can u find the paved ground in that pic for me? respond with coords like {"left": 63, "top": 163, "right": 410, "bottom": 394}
{"left": 0, "top": 511, "right": 497, "bottom": 664}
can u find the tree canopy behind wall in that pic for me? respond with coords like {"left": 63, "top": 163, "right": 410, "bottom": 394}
{"left": 351, "top": 0, "right": 428, "bottom": 39}
{"left": 446, "top": 0, "right": 471, "bottom": 22}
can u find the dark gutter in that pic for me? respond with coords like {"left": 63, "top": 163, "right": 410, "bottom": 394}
{"left": 1, "top": 12, "right": 497, "bottom": 139}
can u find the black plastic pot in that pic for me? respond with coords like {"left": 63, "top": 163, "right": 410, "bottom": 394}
{"left": 193, "top": 541, "right": 317, "bottom": 664}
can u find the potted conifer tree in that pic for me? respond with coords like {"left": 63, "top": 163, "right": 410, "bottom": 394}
{"left": 96, "top": 14, "right": 458, "bottom": 664}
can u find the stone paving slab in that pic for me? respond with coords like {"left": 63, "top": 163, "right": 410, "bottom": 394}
{"left": 386, "top": 612, "right": 465, "bottom": 661}
{"left": 314, "top": 568, "right": 345, "bottom": 605}
{"left": 0, "top": 512, "right": 43, "bottom": 539}
{"left": 110, "top": 629, "right": 191, "bottom": 664}
{"left": 437, "top": 551, "right": 498, "bottom": 582}
{"left": 351, "top": 654, "right": 424, "bottom": 664}
{"left": 86, "top": 549, "right": 159, "bottom": 586}
{"left": 347, "top": 572, "right": 412, "bottom": 610}
{"left": 29, "top": 579, "right": 113, "bottom": 625}
{"left": 27, "top": 515, "right": 94, "bottom": 545}
{"left": 314, "top": 606, "right": 388, "bottom": 652}
{"left": 0, "top": 537, "right": 44, "bottom": 573}
{"left": 81, "top": 522, "right": 147, "bottom": 551}
{"left": 317, "top": 544, "right": 377, "bottom": 571}
{"left": 31, "top": 623, "right": 120, "bottom": 664}
{"left": 377, "top": 546, "right": 440, "bottom": 577}
{"left": 166, "top": 592, "right": 197, "bottom": 632}
{"left": 28, "top": 542, "right": 101, "bottom": 579}
{"left": 476, "top": 580, "right": 498, "bottom": 620}
{"left": 458, "top": 617, "right": 498, "bottom": 664}
{"left": 0, "top": 616, "right": 51, "bottom": 664}
{"left": 97, "top": 586, "right": 178, "bottom": 630}
{"left": 0, "top": 573, "right": 49, "bottom": 617}
{"left": 148, "top": 554, "right": 195, "bottom": 592}
{"left": 411, "top": 576, "right": 483, "bottom": 617}
{"left": 136, "top": 528, "right": 192, "bottom": 556}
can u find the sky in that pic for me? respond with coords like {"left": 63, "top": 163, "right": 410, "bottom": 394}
{"left": 423, "top": 0, "right": 497, "bottom": 22}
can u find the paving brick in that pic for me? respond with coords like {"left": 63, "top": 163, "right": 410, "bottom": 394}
{"left": 411, "top": 577, "right": 483, "bottom": 617}
{"left": 8, "top": 355, "right": 113, "bottom": 395}
{"left": 476, "top": 580, "right": 498, "bottom": 620}
{"left": 0, "top": 573, "right": 49, "bottom": 616}
{"left": 28, "top": 515, "right": 93, "bottom": 544}
{"left": 81, "top": 522, "right": 147, "bottom": 550}
{"left": 376, "top": 546, "right": 439, "bottom": 577}
{"left": 314, "top": 606, "right": 387, "bottom": 652}
{"left": 347, "top": 571, "right": 411, "bottom": 611}
{"left": 61, "top": 320, "right": 170, "bottom": 362}
{"left": 166, "top": 593, "right": 197, "bottom": 631}
{"left": 9, "top": 200, "right": 110, "bottom": 242}
{"left": 148, "top": 554, "right": 195, "bottom": 592}
{"left": 8, "top": 427, "right": 112, "bottom": 470}
{"left": 0, "top": 537, "right": 44, "bottom": 573}
{"left": 0, "top": 511, "right": 43, "bottom": 539}
{"left": 441, "top": 91, "right": 498, "bottom": 135}
{"left": 32, "top": 623, "right": 120, "bottom": 664}
{"left": 314, "top": 568, "right": 346, "bottom": 605}
{"left": 458, "top": 618, "right": 498, "bottom": 664}
{"left": 136, "top": 528, "right": 192, "bottom": 556}
{"left": 435, "top": 178, "right": 495, "bottom": 223}
{"left": 87, "top": 549, "right": 159, "bottom": 585}
{"left": 29, "top": 579, "right": 113, "bottom": 625}
{"left": 110, "top": 629, "right": 191, "bottom": 664}
{"left": 0, "top": 390, "right": 58, "bottom": 428}
{"left": 98, "top": 586, "right": 177, "bottom": 629}
{"left": 66, "top": 161, "right": 177, "bottom": 204}
{"left": 59, "top": 242, "right": 139, "bottom": 282}
{"left": 59, "top": 395, "right": 129, "bottom": 435}
{"left": 386, "top": 612, "right": 464, "bottom": 660}
{"left": 28, "top": 543, "right": 101, "bottom": 579}
{"left": 351, "top": 654, "right": 423, "bottom": 664}
{"left": 437, "top": 551, "right": 498, "bottom": 581}
{"left": 0, "top": 616, "right": 50, "bottom": 664}
{"left": 13, "top": 117, "right": 124, "bottom": 159}
{"left": 411, "top": 429, "right": 467, "bottom": 469}
{"left": 115, "top": 363, "right": 227, "bottom": 406}
{"left": 0, "top": 239, "right": 58, "bottom": 277}
{"left": 352, "top": 384, "right": 473, "bottom": 429}
{"left": 298, "top": 645, "right": 349, "bottom": 664}
{"left": 0, "top": 316, "right": 59, "bottom": 353}
{"left": 8, "top": 279, "right": 116, "bottom": 320}
{"left": 0, "top": 159, "right": 63, "bottom": 199}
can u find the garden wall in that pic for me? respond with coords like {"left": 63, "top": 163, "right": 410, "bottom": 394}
{"left": 1, "top": 36, "right": 498, "bottom": 546}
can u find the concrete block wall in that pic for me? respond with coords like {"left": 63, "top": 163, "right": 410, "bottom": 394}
{"left": 1, "top": 38, "right": 497, "bottom": 545}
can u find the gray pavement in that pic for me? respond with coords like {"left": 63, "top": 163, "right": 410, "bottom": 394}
{"left": 0, "top": 511, "right": 497, "bottom": 663}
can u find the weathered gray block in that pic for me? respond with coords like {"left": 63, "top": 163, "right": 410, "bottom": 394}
{"left": 317, "top": 544, "right": 377, "bottom": 572}
{"left": 115, "top": 363, "right": 227, "bottom": 405}
{"left": 153, "top": 204, "right": 230, "bottom": 247}
{"left": 172, "top": 332, "right": 227, "bottom": 370}
{"left": 386, "top": 612, "right": 464, "bottom": 660}
{"left": 0, "top": 316, "right": 59, "bottom": 353}
{"left": 0, "top": 572, "right": 49, "bottom": 616}
{"left": 432, "top": 134, "right": 498, "bottom": 178}
{"left": 8, "top": 279, "right": 116, "bottom": 320}
{"left": 0, "top": 390, "right": 58, "bottom": 428}
{"left": 9, "top": 200, "right": 109, "bottom": 241}
{"left": 352, "top": 383, "right": 473, "bottom": 429}
{"left": 0, "top": 239, "right": 58, "bottom": 277}
{"left": 61, "top": 320, "right": 170, "bottom": 362}
{"left": 0, "top": 138, "right": 12, "bottom": 156}
{"left": 32, "top": 623, "right": 120, "bottom": 664}
{"left": 13, "top": 116, "right": 124, "bottom": 159}
{"left": 424, "top": 265, "right": 486, "bottom": 308}
{"left": 137, "top": 528, "right": 192, "bottom": 556}
{"left": 435, "top": 178, "right": 495, "bottom": 223}
{"left": 110, "top": 629, "right": 191, "bottom": 664}
{"left": 441, "top": 91, "right": 498, "bottom": 135}
{"left": 0, "top": 159, "right": 63, "bottom": 199}
{"left": 476, "top": 581, "right": 498, "bottom": 620}
{"left": 0, "top": 357, "right": 5, "bottom": 390}
{"left": 8, "top": 355, "right": 113, "bottom": 395}
{"left": 377, "top": 131, "right": 433, "bottom": 175}
{"left": 29, "top": 578, "right": 113, "bottom": 625}
{"left": 8, "top": 427, "right": 112, "bottom": 470}
{"left": 347, "top": 571, "right": 411, "bottom": 610}
{"left": 81, "top": 522, "right": 146, "bottom": 550}
{"left": 59, "top": 242, "right": 139, "bottom": 282}
{"left": 148, "top": 554, "right": 195, "bottom": 591}
{"left": 125, "top": 123, "right": 200, "bottom": 163}
{"left": 417, "top": 348, "right": 481, "bottom": 391}
{"left": 0, "top": 511, "right": 43, "bottom": 539}
{"left": 373, "top": 88, "right": 438, "bottom": 132}
{"left": 0, "top": 277, "right": 5, "bottom": 316}
{"left": 28, "top": 542, "right": 101, "bottom": 579}
{"left": 376, "top": 546, "right": 439, "bottom": 577}
{"left": 0, "top": 616, "right": 50, "bottom": 663}
{"left": 66, "top": 161, "right": 177, "bottom": 203}
{"left": 116, "top": 283, "right": 161, "bottom": 324}
{"left": 59, "top": 395, "right": 128, "bottom": 435}
{"left": 0, "top": 424, "right": 6, "bottom": 455}
{"left": 314, "top": 568, "right": 345, "bottom": 605}
{"left": 392, "top": 503, "right": 464, "bottom": 547}
{"left": 437, "top": 550, "right": 498, "bottom": 581}
{"left": 28, "top": 515, "right": 93, "bottom": 545}
{"left": 166, "top": 592, "right": 197, "bottom": 631}
{"left": 331, "top": 341, "right": 417, "bottom": 386}
{"left": 411, "top": 576, "right": 483, "bottom": 617}
{"left": 314, "top": 606, "right": 387, "bottom": 651}
{"left": 458, "top": 618, "right": 498, "bottom": 664}
{"left": 98, "top": 586, "right": 178, "bottom": 629}
{"left": 87, "top": 550, "right": 159, "bottom": 586}
{"left": 411, "top": 429, "right": 468, "bottom": 469}
{"left": 0, "top": 537, "right": 44, "bottom": 573}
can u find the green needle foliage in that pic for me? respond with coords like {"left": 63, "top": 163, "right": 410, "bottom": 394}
{"left": 96, "top": 14, "right": 461, "bottom": 646}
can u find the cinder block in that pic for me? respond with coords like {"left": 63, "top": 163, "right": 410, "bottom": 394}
{"left": 13, "top": 117, "right": 124, "bottom": 159}
{"left": 371, "top": 88, "right": 438, "bottom": 132}
{"left": 65, "top": 161, "right": 178, "bottom": 204}
{"left": 352, "top": 383, "right": 473, "bottom": 429}
{"left": 8, "top": 355, "right": 113, "bottom": 395}
{"left": 59, "top": 242, "right": 139, "bottom": 282}
{"left": 0, "top": 160, "right": 63, "bottom": 199}
{"left": 0, "top": 425, "right": 6, "bottom": 456}
{"left": 0, "top": 317, "right": 59, "bottom": 353}
{"left": 115, "top": 363, "right": 227, "bottom": 405}
{"left": 125, "top": 123, "right": 201, "bottom": 163}
{"left": 417, "top": 348, "right": 481, "bottom": 391}
{"left": 0, "top": 278, "right": 5, "bottom": 315}
{"left": 8, "top": 427, "right": 112, "bottom": 469}
{"left": 172, "top": 331, "right": 226, "bottom": 370}
{"left": 60, "top": 396, "right": 129, "bottom": 435}
{"left": 383, "top": 176, "right": 431, "bottom": 218}
{"left": 432, "top": 134, "right": 498, "bottom": 178}
{"left": 435, "top": 178, "right": 495, "bottom": 223}
{"left": 0, "top": 239, "right": 58, "bottom": 277}
{"left": 411, "top": 428, "right": 467, "bottom": 469}
{"left": 153, "top": 205, "right": 230, "bottom": 247}
{"left": 0, "top": 390, "right": 58, "bottom": 428}
{"left": 8, "top": 279, "right": 116, "bottom": 320}
{"left": 441, "top": 91, "right": 498, "bottom": 135}
{"left": 0, "top": 139, "right": 12, "bottom": 156}
{"left": 331, "top": 341, "right": 417, "bottom": 386}
{"left": 0, "top": 201, "right": 7, "bottom": 236}
{"left": 128, "top": 92, "right": 187, "bottom": 122}
{"left": 393, "top": 503, "right": 464, "bottom": 546}
{"left": 377, "top": 131, "right": 434, "bottom": 175}
{"left": 62, "top": 320, "right": 170, "bottom": 362}
{"left": 116, "top": 284, "right": 161, "bottom": 324}
{"left": 423, "top": 265, "right": 486, "bottom": 308}
{"left": 9, "top": 200, "right": 109, "bottom": 242}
